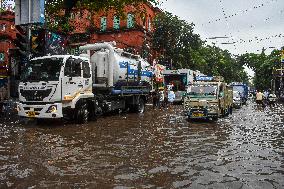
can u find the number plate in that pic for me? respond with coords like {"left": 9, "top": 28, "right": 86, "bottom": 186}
{"left": 27, "top": 111, "right": 36, "bottom": 117}
{"left": 192, "top": 113, "right": 204, "bottom": 117}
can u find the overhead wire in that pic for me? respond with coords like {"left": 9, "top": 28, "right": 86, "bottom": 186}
{"left": 202, "top": 0, "right": 279, "bottom": 25}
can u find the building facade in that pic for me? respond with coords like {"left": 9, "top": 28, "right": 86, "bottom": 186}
{"left": 0, "top": 3, "right": 160, "bottom": 100}
{"left": 66, "top": 3, "right": 159, "bottom": 60}
{"left": 0, "top": 10, "right": 17, "bottom": 100}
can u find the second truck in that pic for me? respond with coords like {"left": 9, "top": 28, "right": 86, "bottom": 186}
{"left": 183, "top": 76, "right": 233, "bottom": 121}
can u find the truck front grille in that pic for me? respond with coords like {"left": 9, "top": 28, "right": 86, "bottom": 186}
{"left": 23, "top": 107, "right": 43, "bottom": 112}
{"left": 20, "top": 89, "right": 52, "bottom": 101}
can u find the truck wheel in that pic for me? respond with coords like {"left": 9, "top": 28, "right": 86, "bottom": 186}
{"left": 136, "top": 98, "right": 145, "bottom": 113}
{"left": 76, "top": 102, "right": 89, "bottom": 124}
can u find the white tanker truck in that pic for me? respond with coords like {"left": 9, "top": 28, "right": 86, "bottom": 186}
{"left": 17, "top": 42, "right": 153, "bottom": 123}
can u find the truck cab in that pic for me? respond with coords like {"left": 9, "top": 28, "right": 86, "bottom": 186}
{"left": 229, "top": 82, "right": 248, "bottom": 105}
{"left": 17, "top": 55, "right": 93, "bottom": 121}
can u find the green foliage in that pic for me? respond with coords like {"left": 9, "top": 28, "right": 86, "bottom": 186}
{"left": 45, "top": 0, "right": 159, "bottom": 34}
{"left": 152, "top": 12, "right": 202, "bottom": 70}
{"left": 152, "top": 12, "right": 248, "bottom": 84}
{"left": 238, "top": 48, "right": 282, "bottom": 90}
{"left": 46, "top": 0, "right": 159, "bottom": 17}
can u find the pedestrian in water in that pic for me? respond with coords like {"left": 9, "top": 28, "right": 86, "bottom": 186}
{"left": 263, "top": 89, "right": 269, "bottom": 105}
{"left": 152, "top": 90, "right": 158, "bottom": 109}
{"left": 256, "top": 90, "right": 264, "bottom": 106}
{"left": 163, "top": 89, "right": 168, "bottom": 108}
{"left": 158, "top": 87, "right": 165, "bottom": 109}
{"left": 168, "top": 89, "right": 175, "bottom": 106}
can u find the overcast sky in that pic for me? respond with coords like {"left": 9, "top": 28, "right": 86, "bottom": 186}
{"left": 159, "top": 0, "right": 284, "bottom": 56}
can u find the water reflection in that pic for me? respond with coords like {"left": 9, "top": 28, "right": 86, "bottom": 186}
{"left": 0, "top": 102, "right": 283, "bottom": 188}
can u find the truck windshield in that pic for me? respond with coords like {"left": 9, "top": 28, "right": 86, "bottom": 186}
{"left": 233, "top": 86, "right": 244, "bottom": 93}
{"left": 188, "top": 84, "right": 217, "bottom": 96}
{"left": 21, "top": 58, "right": 63, "bottom": 82}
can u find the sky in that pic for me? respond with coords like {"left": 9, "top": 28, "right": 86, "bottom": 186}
{"left": 158, "top": 0, "right": 284, "bottom": 56}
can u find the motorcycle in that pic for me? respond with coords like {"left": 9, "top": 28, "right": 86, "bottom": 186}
{"left": 268, "top": 93, "right": 277, "bottom": 105}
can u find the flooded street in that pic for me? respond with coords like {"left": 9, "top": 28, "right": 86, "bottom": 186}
{"left": 0, "top": 101, "right": 284, "bottom": 188}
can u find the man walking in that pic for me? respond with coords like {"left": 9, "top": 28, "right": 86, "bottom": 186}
{"left": 256, "top": 90, "right": 264, "bottom": 105}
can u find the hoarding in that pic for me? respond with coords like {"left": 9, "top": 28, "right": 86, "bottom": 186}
{"left": 15, "top": 0, "right": 45, "bottom": 25}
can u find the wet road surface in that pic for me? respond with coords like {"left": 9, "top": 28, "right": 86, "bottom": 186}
{"left": 0, "top": 101, "right": 284, "bottom": 188}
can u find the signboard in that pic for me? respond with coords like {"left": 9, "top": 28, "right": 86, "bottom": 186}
{"left": 195, "top": 76, "right": 213, "bottom": 81}
{"left": 15, "top": 0, "right": 45, "bottom": 25}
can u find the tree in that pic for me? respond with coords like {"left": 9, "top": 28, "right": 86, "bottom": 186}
{"left": 152, "top": 11, "right": 248, "bottom": 84}
{"left": 152, "top": 12, "right": 202, "bottom": 69}
{"left": 194, "top": 45, "right": 249, "bottom": 83}
{"left": 237, "top": 48, "right": 282, "bottom": 90}
{"left": 45, "top": 0, "right": 159, "bottom": 33}
{"left": 46, "top": 0, "right": 159, "bottom": 19}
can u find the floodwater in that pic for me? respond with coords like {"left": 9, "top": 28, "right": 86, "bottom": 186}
{"left": 0, "top": 101, "right": 283, "bottom": 188}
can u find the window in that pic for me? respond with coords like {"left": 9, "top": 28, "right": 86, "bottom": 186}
{"left": 113, "top": 15, "right": 120, "bottom": 30}
{"left": 78, "top": 11, "right": 83, "bottom": 19}
{"left": 127, "top": 13, "right": 134, "bottom": 28}
{"left": 87, "top": 13, "right": 91, "bottom": 20}
{"left": 69, "top": 48, "right": 76, "bottom": 55}
{"left": 0, "top": 52, "right": 4, "bottom": 62}
{"left": 100, "top": 16, "right": 107, "bottom": 31}
{"left": 142, "top": 14, "right": 146, "bottom": 28}
{"left": 148, "top": 17, "right": 152, "bottom": 31}
{"left": 82, "top": 61, "right": 91, "bottom": 78}
{"left": 64, "top": 57, "right": 82, "bottom": 77}
{"left": 21, "top": 58, "right": 63, "bottom": 81}
{"left": 70, "top": 12, "right": 75, "bottom": 19}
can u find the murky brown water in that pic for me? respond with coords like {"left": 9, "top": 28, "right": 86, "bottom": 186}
{"left": 0, "top": 101, "right": 284, "bottom": 188}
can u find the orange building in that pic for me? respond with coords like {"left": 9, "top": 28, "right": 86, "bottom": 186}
{"left": 0, "top": 3, "right": 160, "bottom": 100}
{"left": 0, "top": 11, "right": 16, "bottom": 75}
{"left": 0, "top": 10, "right": 18, "bottom": 100}
{"left": 67, "top": 3, "right": 160, "bottom": 60}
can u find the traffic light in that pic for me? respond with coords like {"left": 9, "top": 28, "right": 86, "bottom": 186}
{"left": 14, "top": 25, "right": 28, "bottom": 57}
{"left": 30, "top": 29, "right": 45, "bottom": 57}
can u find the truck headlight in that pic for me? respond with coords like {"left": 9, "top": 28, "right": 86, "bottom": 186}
{"left": 46, "top": 105, "right": 57, "bottom": 113}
